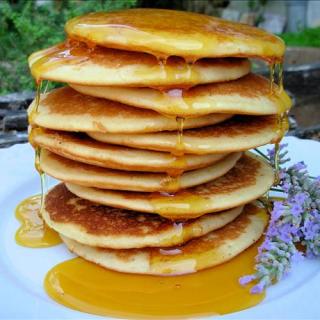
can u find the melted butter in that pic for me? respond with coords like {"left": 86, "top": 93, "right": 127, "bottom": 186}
{"left": 15, "top": 195, "right": 61, "bottom": 248}
{"left": 44, "top": 241, "right": 264, "bottom": 319}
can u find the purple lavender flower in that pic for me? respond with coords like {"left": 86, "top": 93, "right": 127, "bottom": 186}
{"left": 240, "top": 144, "right": 320, "bottom": 293}
{"left": 239, "top": 275, "right": 256, "bottom": 286}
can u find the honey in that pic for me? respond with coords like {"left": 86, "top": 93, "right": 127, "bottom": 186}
{"left": 156, "top": 73, "right": 291, "bottom": 117}
{"left": 175, "top": 116, "right": 185, "bottom": 156}
{"left": 159, "top": 114, "right": 187, "bottom": 192}
{"left": 150, "top": 191, "right": 210, "bottom": 219}
{"left": 29, "top": 41, "right": 202, "bottom": 86}
{"left": 65, "top": 9, "right": 285, "bottom": 62}
{"left": 15, "top": 195, "right": 61, "bottom": 248}
{"left": 268, "top": 61, "right": 290, "bottom": 185}
{"left": 44, "top": 240, "right": 264, "bottom": 319}
{"left": 30, "top": 42, "right": 89, "bottom": 82}
{"left": 28, "top": 81, "right": 52, "bottom": 237}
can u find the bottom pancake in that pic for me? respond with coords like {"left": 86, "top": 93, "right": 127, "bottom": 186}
{"left": 61, "top": 203, "right": 268, "bottom": 275}
{"left": 43, "top": 184, "right": 243, "bottom": 249}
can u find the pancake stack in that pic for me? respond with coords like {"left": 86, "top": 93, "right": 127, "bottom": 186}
{"left": 28, "top": 9, "right": 291, "bottom": 275}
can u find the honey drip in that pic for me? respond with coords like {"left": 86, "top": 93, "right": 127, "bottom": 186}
{"left": 269, "top": 62, "right": 289, "bottom": 185}
{"left": 153, "top": 114, "right": 210, "bottom": 213}
{"left": 159, "top": 116, "right": 186, "bottom": 192}
{"left": 31, "top": 41, "right": 201, "bottom": 86}
{"left": 149, "top": 191, "right": 210, "bottom": 219}
{"left": 15, "top": 195, "right": 61, "bottom": 248}
{"left": 31, "top": 42, "right": 90, "bottom": 82}
{"left": 28, "top": 80, "right": 43, "bottom": 125}
{"left": 44, "top": 241, "right": 264, "bottom": 319}
{"left": 175, "top": 116, "right": 185, "bottom": 157}
{"left": 269, "top": 62, "right": 275, "bottom": 93}
{"left": 28, "top": 81, "right": 50, "bottom": 227}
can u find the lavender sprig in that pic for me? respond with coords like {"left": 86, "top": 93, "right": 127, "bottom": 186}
{"left": 240, "top": 144, "right": 320, "bottom": 293}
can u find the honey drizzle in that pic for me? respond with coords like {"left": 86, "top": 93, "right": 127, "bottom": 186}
{"left": 28, "top": 81, "right": 51, "bottom": 231}
{"left": 17, "top": 78, "right": 60, "bottom": 247}
{"left": 269, "top": 61, "right": 289, "bottom": 185}
{"left": 158, "top": 116, "right": 186, "bottom": 192}
{"left": 269, "top": 62, "right": 275, "bottom": 93}
{"left": 15, "top": 195, "right": 61, "bottom": 247}
{"left": 44, "top": 241, "right": 264, "bottom": 319}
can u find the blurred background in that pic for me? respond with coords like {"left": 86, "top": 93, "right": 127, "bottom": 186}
{"left": 1, "top": 0, "right": 320, "bottom": 147}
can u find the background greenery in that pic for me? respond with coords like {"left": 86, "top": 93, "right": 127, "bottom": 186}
{"left": 0, "top": 0, "right": 139, "bottom": 94}
{"left": 1, "top": 0, "right": 319, "bottom": 95}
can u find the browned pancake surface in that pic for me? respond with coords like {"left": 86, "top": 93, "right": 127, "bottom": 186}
{"left": 184, "top": 115, "right": 277, "bottom": 139}
{"left": 46, "top": 184, "right": 203, "bottom": 236}
{"left": 40, "top": 86, "right": 161, "bottom": 118}
{"left": 187, "top": 73, "right": 274, "bottom": 98}
{"left": 113, "top": 154, "right": 261, "bottom": 200}
{"left": 175, "top": 205, "right": 255, "bottom": 254}
{"left": 99, "top": 203, "right": 260, "bottom": 260}
{"left": 32, "top": 41, "right": 246, "bottom": 70}
{"left": 191, "top": 154, "right": 260, "bottom": 195}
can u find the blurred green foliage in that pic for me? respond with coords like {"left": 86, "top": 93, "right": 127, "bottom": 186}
{"left": 1, "top": 0, "right": 319, "bottom": 95}
{"left": 0, "top": 0, "right": 138, "bottom": 94}
{"left": 279, "top": 27, "right": 320, "bottom": 48}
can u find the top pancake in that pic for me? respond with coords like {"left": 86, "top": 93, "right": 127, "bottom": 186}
{"left": 66, "top": 9, "right": 285, "bottom": 62}
{"left": 28, "top": 42, "right": 250, "bottom": 86}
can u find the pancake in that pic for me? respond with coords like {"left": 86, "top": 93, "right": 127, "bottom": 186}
{"left": 28, "top": 42, "right": 250, "bottom": 86}
{"left": 66, "top": 9, "right": 284, "bottom": 62}
{"left": 61, "top": 203, "right": 268, "bottom": 275}
{"left": 72, "top": 74, "right": 291, "bottom": 117}
{"left": 43, "top": 183, "right": 244, "bottom": 249}
{"left": 28, "top": 87, "right": 233, "bottom": 133}
{"left": 88, "top": 115, "right": 280, "bottom": 154}
{"left": 30, "top": 128, "right": 228, "bottom": 173}
{"left": 66, "top": 153, "right": 274, "bottom": 220}
{"left": 40, "top": 150, "right": 242, "bottom": 192}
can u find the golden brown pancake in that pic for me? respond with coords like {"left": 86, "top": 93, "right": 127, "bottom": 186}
{"left": 43, "top": 183, "right": 244, "bottom": 249}
{"left": 28, "top": 87, "right": 233, "bottom": 133}
{"left": 66, "top": 9, "right": 284, "bottom": 62}
{"left": 40, "top": 149, "right": 241, "bottom": 192}
{"left": 72, "top": 73, "right": 291, "bottom": 117}
{"left": 88, "top": 115, "right": 280, "bottom": 154}
{"left": 66, "top": 153, "right": 274, "bottom": 220}
{"left": 28, "top": 42, "right": 250, "bottom": 86}
{"left": 61, "top": 203, "right": 268, "bottom": 275}
{"left": 30, "top": 128, "right": 229, "bottom": 173}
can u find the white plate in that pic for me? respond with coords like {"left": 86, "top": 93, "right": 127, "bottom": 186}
{"left": 0, "top": 137, "right": 319, "bottom": 319}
